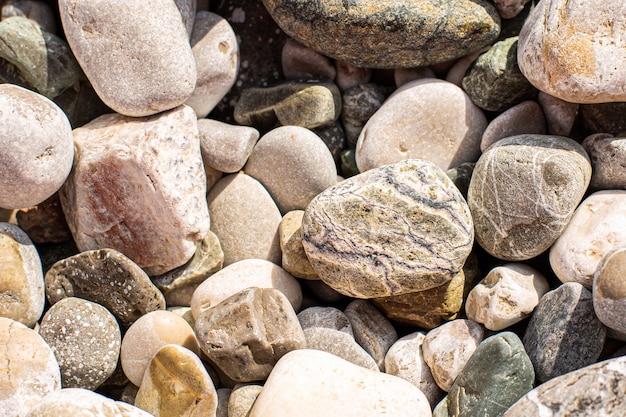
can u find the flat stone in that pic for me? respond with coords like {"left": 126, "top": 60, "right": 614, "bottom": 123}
{"left": 355, "top": 79, "right": 487, "bottom": 172}
{"left": 523, "top": 282, "right": 606, "bottom": 383}
{"left": 249, "top": 349, "right": 432, "bottom": 417}
{"left": 261, "top": 0, "right": 500, "bottom": 69}
{"left": 0, "top": 84, "right": 73, "bottom": 209}
{"left": 16, "top": 193, "right": 72, "bottom": 244}
{"left": 297, "top": 306, "right": 353, "bottom": 336}
{"left": 44, "top": 248, "right": 165, "bottom": 330}
{"left": 579, "top": 102, "right": 626, "bottom": 136}
{"left": 279, "top": 210, "right": 318, "bottom": 280}
{"left": 302, "top": 159, "right": 474, "bottom": 298}
{"left": 39, "top": 297, "right": 121, "bottom": 390}
{"left": 2, "top": 1, "right": 57, "bottom": 33}
{"left": 518, "top": 0, "right": 626, "bottom": 104}
{"left": 281, "top": 38, "right": 336, "bottom": 81}
{"left": 583, "top": 133, "right": 626, "bottom": 190}
{"left": 468, "top": 135, "right": 591, "bottom": 260}
{"left": 537, "top": 92, "right": 578, "bottom": 136}
{"left": 341, "top": 83, "right": 387, "bottom": 148}
{"left": 304, "top": 327, "right": 378, "bottom": 371}
{"left": 594, "top": 248, "right": 626, "bottom": 334}
{"left": 480, "top": 100, "right": 546, "bottom": 152}
{"left": 198, "top": 119, "right": 259, "bottom": 174}
{"left": 59, "top": 0, "right": 196, "bottom": 116}
{"left": 228, "top": 384, "right": 263, "bottom": 417}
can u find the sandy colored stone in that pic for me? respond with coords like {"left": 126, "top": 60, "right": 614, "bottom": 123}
{"left": 594, "top": 248, "right": 626, "bottom": 334}
{"left": 304, "top": 327, "right": 378, "bottom": 371}
{"left": 198, "top": 119, "right": 259, "bottom": 173}
{"left": 583, "top": 133, "right": 626, "bottom": 190}
{"left": 480, "top": 100, "right": 546, "bottom": 151}
{"left": 537, "top": 91, "right": 578, "bottom": 136}
{"left": 297, "top": 306, "right": 353, "bottom": 336}
{"left": 228, "top": 384, "right": 263, "bottom": 417}
{"left": 279, "top": 210, "right": 317, "bottom": 280}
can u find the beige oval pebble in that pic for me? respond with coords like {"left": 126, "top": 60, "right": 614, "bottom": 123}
{"left": 228, "top": 384, "right": 263, "bottom": 417}
{"left": 593, "top": 248, "right": 626, "bottom": 334}
{"left": 198, "top": 119, "right": 259, "bottom": 174}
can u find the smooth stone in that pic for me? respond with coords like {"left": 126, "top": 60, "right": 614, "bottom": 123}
{"left": 493, "top": 0, "right": 531, "bottom": 19}
{"left": 249, "top": 349, "right": 432, "bottom": 417}
{"left": 465, "top": 263, "right": 550, "bottom": 331}
{"left": 422, "top": 320, "right": 485, "bottom": 392}
{"left": 468, "top": 135, "right": 591, "bottom": 260}
{"left": 579, "top": 102, "right": 626, "bottom": 136}
{"left": 341, "top": 83, "right": 387, "bottom": 148}
{"left": 594, "top": 248, "right": 626, "bottom": 334}
{"left": 310, "top": 121, "right": 347, "bottom": 163}
{"left": 550, "top": 190, "right": 626, "bottom": 288}
{"left": 480, "top": 100, "right": 546, "bottom": 152}
{"left": 174, "top": 0, "right": 197, "bottom": 37}
{"left": 190, "top": 258, "right": 302, "bottom": 319}
{"left": 198, "top": 119, "right": 259, "bottom": 173}
{"left": 297, "top": 306, "right": 353, "bottom": 336}
{"left": 340, "top": 149, "right": 359, "bottom": 178}
{"left": 121, "top": 310, "right": 200, "bottom": 387}
{"left": 262, "top": 0, "right": 500, "bottom": 69}
{"left": 281, "top": 38, "right": 336, "bottom": 81}
{"left": 0, "top": 222, "right": 44, "bottom": 327}
{"left": 394, "top": 67, "right": 437, "bottom": 88}
{"left": 39, "top": 297, "right": 121, "bottom": 390}
{"left": 0, "top": 84, "right": 73, "bottom": 209}
{"left": 0, "top": 317, "right": 61, "bottom": 416}
{"left": 228, "top": 384, "right": 263, "bottom": 417}
{"left": 334, "top": 61, "right": 372, "bottom": 91}
{"left": 245, "top": 126, "right": 337, "bottom": 213}
{"left": 59, "top": 106, "right": 210, "bottom": 275}
{"left": 445, "top": 49, "right": 486, "bottom": 87}
{"left": 303, "top": 279, "right": 347, "bottom": 304}
{"left": 384, "top": 332, "right": 443, "bottom": 407}
{"left": 135, "top": 345, "right": 217, "bottom": 417}
{"left": 216, "top": 388, "right": 231, "bottom": 417}
{"left": 448, "top": 332, "right": 535, "bottom": 417}
{"left": 304, "top": 326, "right": 378, "bottom": 371}
{"left": 583, "top": 134, "right": 626, "bottom": 190}
{"left": 518, "top": 0, "right": 626, "bottom": 103}
{"left": 279, "top": 210, "right": 318, "bottom": 280}
{"left": 537, "top": 91, "right": 578, "bottom": 136}
{"left": 2, "top": 1, "right": 57, "bottom": 33}
{"left": 523, "top": 282, "right": 606, "bottom": 383}
{"left": 16, "top": 193, "right": 72, "bottom": 244}
{"left": 185, "top": 11, "right": 238, "bottom": 118}
{"left": 462, "top": 36, "right": 536, "bottom": 112}
{"left": 503, "top": 356, "right": 626, "bottom": 417}
{"left": 59, "top": 0, "right": 196, "bottom": 117}
{"left": 206, "top": 173, "right": 282, "bottom": 266}
{"left": 195, "top": 287, "right": 306, "bottom": 382}
{"left": 356, "top": 79, "right": 487, "bottom": 171}
{"left": 44, "top": 248, "right": 165, "bottom": 330}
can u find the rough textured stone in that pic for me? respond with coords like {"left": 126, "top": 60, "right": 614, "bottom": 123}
{"left": 16, "top": 193, "right": 72, "bottom": 244}
{"left": 594, "top": 248, "right": 626, "bottom": 334}
{"left": 261, "top": 0, "right": 500, "bottom": 69}
{"left": 523, "top": 282, "right": 606, "bottom": 383}
{"left": 281, "top": 38, "right": 336, "bottom": 81}
{"left": 297, "top": 306, "right": 353, "bottom": 336}
{"left": 355, "top": 79, "right": 487, "bottom": 172}
{"left": 303, "top": 327, "right": 378, "bottom": 371}
{"left": 60, "top": 106, "right": 210, "bottom": 275}
{"left": 518, "top": 0, "right": 626, "bottom": 104}
{"left": 44, "top": 248, "right": 165, "bottom": 330}
{"left": 341, "top": 83, "right": 386, "bottom": 148}
{"left": 2, "top": 1, "right": 57, "bottom": 33}
{"left": 579, "top": 102, "right": 626, "bottom": 136}
{"left": 39, "top": 297, "right": 121, "bottom": 390}
{"left": 480, "top": 100, "right": 546, "bottom": 151}
{"left": 537, "top": 92, "right": 578, "bottom": 136}
{"left": 0, "top": 84, "right": 73, "bottom": 209}
{"left": 279, "top": 210, "right": 318, "bottom": 280}
{"left": 583, "top": 134, "right": 626, "bottom": 190}
{"left": 228, "top": 384, "right": 263, "bottom": 417}
{"left": 59, "top": 0, "right": 196, "bottom": 117}
{"left": 198, "top": 119, "right": 259, "bottom": 173}
{"left": 302, "top": 159, "right": 474, "bottom": 299}
{"left": 468, "top": 135, "right": 591, "bottom": 261}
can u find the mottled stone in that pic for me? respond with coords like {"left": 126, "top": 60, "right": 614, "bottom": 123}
{"left": 0, "top": 317, "right": 61, "bottom": 416}
{"left": 580, "top": 102, "right": 626, "bottom": 136}
{"left": 356, "top": 79, "right": 487, "bottom": 172}
{"left": 594, "top": 248, "right": 626, "bottom": 334}
{"left": 550, "top": 191, "right": 626, "bottom": 287}
{"left": 206, "top": 173, "right": 282, "bottom": 266}
{"left": 2, "top": 0, "right": 57, "bottom": 33}
{"left": 297, "top": 306, "right": 353, "bottom": 336}
{"left": 523, "top": 282, "right": 606, "bottom": 382}
{"left": 198, "top": 119, "right": 259, "bottom": 173}
{"left": 304, "top": 327, "right": 378, "bottom": 371}
{"left": 59, "top": 0, "right": 196, "bottom": 117}
{"left": 341, "top": 83, "right": 386, "bottom": 148}
{"left": 281, "top": 38, "right": 336, "bottom": 81}
{"left": 0, "top": 84, "right": 73, "bottom": 209}
{"left": 262, "top": 0, "right": 500, "bottom": 69}
{"left": 195, "top": 287, "right": 306, "bottom": 382}
{"left": 249, "top": 349, "right": 432, "bottom": 417}
{"left": 135, "top": 345, "right": 218, "bottom": 417}
{"left": 0, "top": 222, "right": 44, "bottom": 327}
{"left": 518, "top": 0, "right": 626, "bottom": 104}
{"left": 468, "top": 135, "right": 591, "bottom": 260}
{"left": 16, "top": 193, "right": 72, "bottom": 244}
{"left": 480, "top": 100, "right": 546, "bottom": 151}
{"left": 44, "top": 248, "right": 165, "bottom": 330}
{"left": 228, "top": 384, "right": 263, "bottom": 417}
{"left": 448, "top": 332, "right": 535, "bottom": 417}
{"left": 494, "top": 0, "right": 531, "bottom": 19}
{"left": 583, "top": 134, "right": 626, "bottom": 190}
{"left": 537, "top": 91, "right": 578, "bottom": 136}
{"left": 302, "top": 159, "right": 474, "bottom": 298}
{"left": 279, "top": 210, "right": 318, "bottom": 280}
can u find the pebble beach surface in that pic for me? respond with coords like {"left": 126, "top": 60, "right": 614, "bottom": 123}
{"left": 1, "top": 1, "right": 626, "bottom": 416}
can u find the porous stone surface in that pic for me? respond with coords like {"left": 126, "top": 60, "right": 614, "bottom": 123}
{"left": 582, "top": 133, "right": 626, "bottom": 190}
{"left": 297, "top": 306, "right": 353, "bottom": 336}
{"left": 279, "top": 210, "right": 318, "bottom": 280}
{"left": 302, "top": 159, "right": 474, "bottom": 299}
{"left": 59, "top": 105, "right": 210, "bottom": 275}
{"left": 468, "top": 134, "right": 591, "bottom": 261}
{"left": 198, "top": 119, "right": 259, "bottom": 173}
{"left": 480, "top": 100, "right": 546, "bottom": 151}
{"left": 593, "top": 248, "right": 626, "bottom": 334}
{"left": 58, "top": 0, "right": 196, "bottom": 116}
{"left": 303, "top": 327, "right": 378, "bottom": 371}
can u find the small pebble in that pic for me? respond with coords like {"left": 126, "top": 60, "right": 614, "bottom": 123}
{"left": 493, "top": 0, "right": 531, "bottom": 19}
{"left": 593, "top": 248, "right": 626, "bottom": 335}
{"left": 537, "top": 91, "right": 579, "bottom": 136}
{"left": 297, "top": 306, "right": 353, "bottom": 336}
{"left": 228, "top": 384, "right": 263, "bottom": 417}
{"left": 334, "top": 61, "right": 371, "bottom": 91}
{"left": 198, "top": 119, "right": 259, "bottom": 173}
{"left": 281, "top": 38, "right": 336, "bottom": 81}
{"left": 480, "top": 100, "right": 546, "bottom": 152}
{"left": 582, "top": 133, "right": 626, "bottom": 190}
{"left": 341, "top": 83, "right": 386, "bottom": 148}
{"left": 304, "top": 326, "right": 378, "bottom": 371}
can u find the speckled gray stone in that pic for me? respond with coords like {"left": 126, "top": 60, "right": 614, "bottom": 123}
{"left": 593, "top": 248, "right": 626, "bottom": 335}
{"left": 303, "top": 327, "right": 378, "bottom": 371}
{"left": 297, "top": 306, "right": 353, "bottom": 336}
{"left": 341, "top": 83, "right": 387, "bottom": 148}
{"left": 583, "top": 133, "right": 626, "bottom": 190}
{"left": 302, "top": 159, "right": 474, "bottom": 299}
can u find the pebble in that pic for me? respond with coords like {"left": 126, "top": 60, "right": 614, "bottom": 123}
{"left": 334, "top": 61, "right": 372, "bottom": 91}
{"left": 248, "top": 349, "right": 432, "bottom": 417}
{"left": 304, "top": 326, "right": 378, "bottom": 372}
{"left": 355, "top": 79, "right": 487, "bottom": 172}
{"left": 465, "top": 263, "right": 550, "bottom": 331}
{"left": 16, "top": 193, "right": 72, "bottom": 244}
{"left": 297, "top": 306, "right": 353, "bottom": 336}
{"left": 244, "top": 125, "right": 337, "bottom": 213}
{"left": 198, "top": 119, "right": 259, "bottom": 173}
{"left": 579, "top": 102, "right": 626, "bottom": 136}
{"left": 582, "top": 133, "right": 626, "bottom": 190}
{"left": 517, "top": 0, "right": 626, "bottom": 103}
{"left": 281, "top": 38, "right": 336, "bottom": 81}
{"left": 39, "top": 297, "right": 121, "bottom": 390}
{"left": 0, "top": 317, "right": 61, "bottom": 416}
{"left": 134, "top": 345, "right": 218, "bottom": 417}
{"left": 279, "top": 210, "right": 318, "bottom": 280}
{"left": 206, "top": 173, "right": 282, "bottom": 266}
{"left": 58, "top": 0, "right": 196, "bottom": 117}
{"left": 523, "top": 282, "right": 606, "bottom": 383}
{"left": 2, "top": 0, "right": 57, "bottom": 33}
{"left": 593, "top": 248, "right": 626, "bottom": 334}
{"left": 468, "top": 134, "right": 591, "bottom": 261}
{"left": 493, "top": 0, "right": 531, "bottom": 19}
{"left": 550, "top": 190, "right": 626, "bottom": 288}
{"left": 445, "top": 49, "right": 486, "bottom": 87}
{"left": 480, "top": 100, "right": 546, "bottom": 152}
{"left": 341, "top": 83, "right": 386, "bottom": 148}
{"left": 0, "top": 84, "right": 73, "bottom": 209}
{"left": 0, "top": 222, "right": 44, "bottom": 327}
{"left": 228, "top": 384, "right": 263, "bottom": 417}
{"left": 537, "top": 92, "right": 578, "bottom": 136}
{"left": 44, "top": 248, "right": 165, "bottom": 330}
{"left": 302, "top": 159, "right": 474, "bottom": 298}
{"left": 394, "top": 67, "right": 437, "bottom": 88}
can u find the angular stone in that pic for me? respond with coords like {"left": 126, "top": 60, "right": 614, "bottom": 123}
{"left": 468, "top": 135, "right": 591, "bottom": 260}
{"left": 341, "top": 83, "right": 387, "bottom": 148}
{"left": 16, "top": 193, "right": 72, "bottom": 244}
{"left": 302, "top": 159, "right": 474, "bottom": 298}
{"left": 297, "top": 306, "right": 353, "bottom": 336}
{"left": 228, "top": 384, "right": 263, "bottom": 417}
{"left": 59, "top": 106, "right": 210, "bottom": 275}
{"left": 59, "top": 0, "right": 196, "bottom": 117}
{"left": 281, "top": 38, "right": 336, "bottom": 81}
{"left": 198, "top": 119, "right": 259, "bottom": 174}
{"left": 594, "top": 248, "right": 626, "bottom": 334}
{"left": 261, "top": 0, "right": 500, "bottom": 69}
{"left": 537, "top": 92, "right": 578, "bottom": 136}
{"left": 523, "top": 282, "right": 606, "bottom": 383}
{"left": 583, "top": 134, "right": 626, "bottom": 191}
{"left": 279, "top": 210, "right": 318, "bottom": 280}
{"left": 355, "top": 79, "right": 487, "bottom": 172}
{"left": 44, "top": 248, "right": 165, "bottom": 330}
{"left": 480, "top": 100, "right": 546, "bottom": 152}
{"left": 304, "top": 327, "right": 378, "bottom": 371}
{"left": 2, "top": 0, "right": 57, "bottom": 33}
